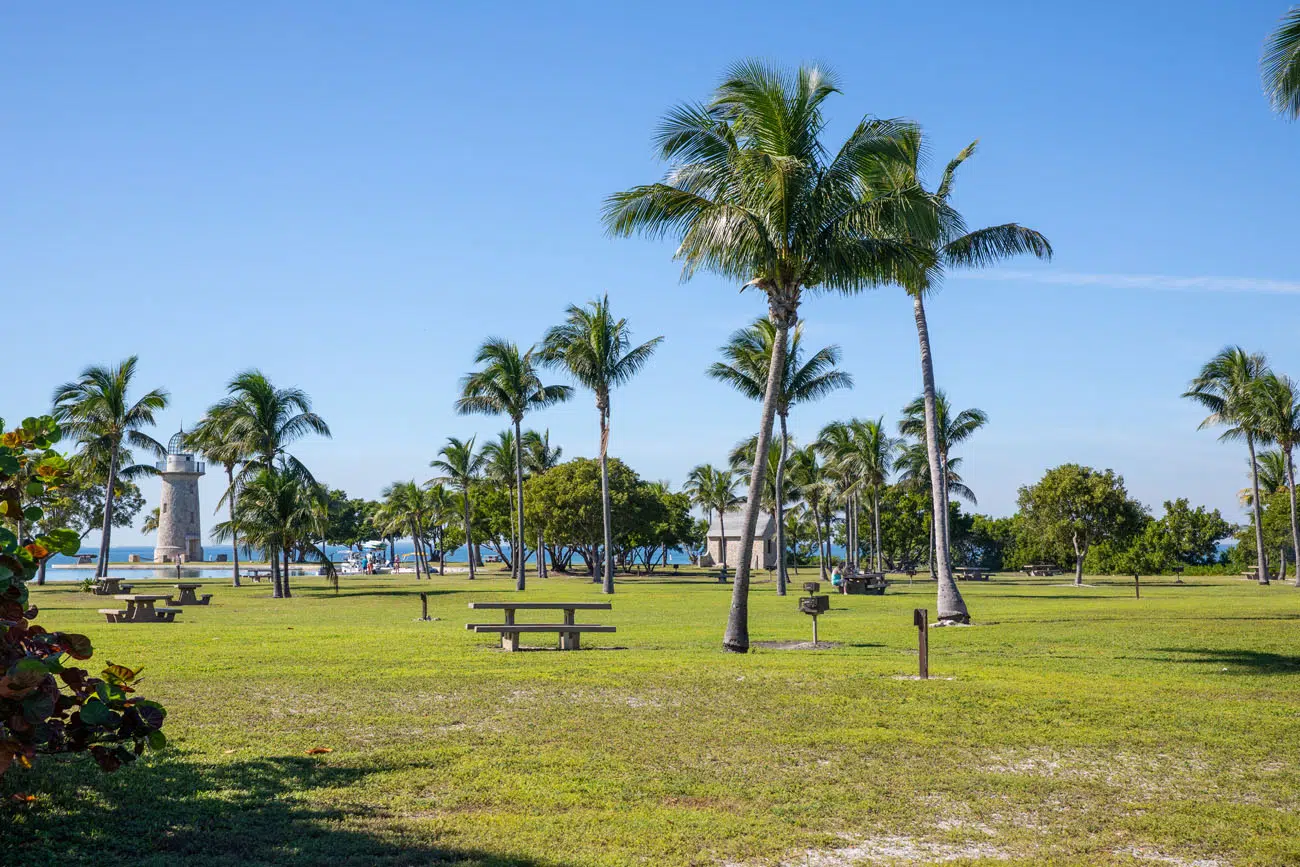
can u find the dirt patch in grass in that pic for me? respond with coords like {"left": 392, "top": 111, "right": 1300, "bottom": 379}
{"left": 728, "top": 832, "right": 1010, "bottom": 866}
{"left": 752, "top": 640, "right": 843, "bottom": 650}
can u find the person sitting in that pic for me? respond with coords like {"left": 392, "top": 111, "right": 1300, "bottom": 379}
{"left": 830, "top": 565, "right": 844, "bottom": 592}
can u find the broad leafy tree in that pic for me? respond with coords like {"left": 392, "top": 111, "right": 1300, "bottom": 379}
{"left": 1017, "top": 464, "right": 1145, "bottom": 586}
{"left": 540, "top": 295, "right": 662, "bottom": 594}
{"left": 456, "top": 339, "right": 571, "bottom": 590}
{"left": 605, "top": 61, "right": 923, "bottom": 651}
{"left": 51, "top": 356, "right": 169, "bottom": 578}
{"left": 1183, "top": 347, "right": 1271, "bottom": 583}
{"left": 709, "top": 319, "right": 850, "bottom": 594}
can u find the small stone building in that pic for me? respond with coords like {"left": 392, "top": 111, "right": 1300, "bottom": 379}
{"left": 699, "top": 509, "right": 777, "bottom": 571}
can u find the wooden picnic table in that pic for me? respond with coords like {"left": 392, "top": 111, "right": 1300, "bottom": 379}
{"left": 466, "top": 602, "right": 615, "bottom": 651}
{"left": 955, "top": 567, "right": 993, "bottom": 581}
{"left": 172, "top": 583, "right": 213, "bottom": 605}
{"left": 1021, "top": 564, "right": 1061, "bottom": 577}
{"left": 103, "top": 594, "right": 182, "bottom": 623}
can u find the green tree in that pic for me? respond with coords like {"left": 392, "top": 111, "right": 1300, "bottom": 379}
{"left": 1183, "top": 347, "right": 1271, "bottom": 583}
{"left": 683, "top": 464, "right": 743, "bottom": 573}
{"left": 864, "top": 134, "right": 1050, "bottom": 623}
{"left": 605, "top": 61, "right": 922, "bottom": 651}
{"left": 1157, "top": 498, "right": 1235, "bottom": 566}
{"left": 430, "top": 436, "right": 485, "bottom": 580}
{"left": 186, "top": 412, "right": 251, "bottom": 587}
{"left": 51, "top": 356, "right": 169, "bottom": 578}
{"left": 456, "top": 339, "right": 571, "bottom": 591}
{"left": 480, "top": 429, "right": 523, "bottom": 574}
{"left": 540, "top": 295, "right": 662, "bottom": 593}
{"left": 709, "top": 318, "right": 850, "bottom": 595}
{"left": 522, "top": 429, "right": 562, "bottom": 577}
{"left": 1263, "top": 7, "right": 1300, "bottom": 118}
{"left": 524, "top": 457, "right": 648, "bottom": 575}
{"left": 1253, "top": 372, "right": 1300, "bottom": 586}
{"left": 1017, "top": 464, "right": 1146, "bottom": 586}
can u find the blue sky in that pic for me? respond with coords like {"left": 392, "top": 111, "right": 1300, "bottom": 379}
{"left": 6, "top": 2, "right": 1300, "bottom": 546}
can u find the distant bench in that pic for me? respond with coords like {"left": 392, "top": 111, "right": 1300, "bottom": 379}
{"left": 466, "top": 602, "right": 615, "bottom": 651}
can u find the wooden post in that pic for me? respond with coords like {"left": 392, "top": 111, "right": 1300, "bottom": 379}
{"left": 811, "top": 613, "right": 819, "bottom": 647}
{"left": 419, "top": 592, "right": 430, "bottom": 621}
{"left": 1134, "top": 573, "right": 1140, "bottom": 599}
{"left": 914, "top": 608, "right": 929, "bottom": 679}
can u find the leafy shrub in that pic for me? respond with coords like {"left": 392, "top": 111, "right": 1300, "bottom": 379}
{"left": 0, "top": 415, "right": 166, "bottom": 775}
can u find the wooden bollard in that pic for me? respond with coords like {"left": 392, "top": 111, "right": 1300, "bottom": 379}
{"left": 419, "top": 592, "right": 430, "bottom": 622}
{"left": 913, "top": 608, "right": 929, "bottom": 679}
{"left": 1134, "top": 573, "right": 1140, "bottom": 599}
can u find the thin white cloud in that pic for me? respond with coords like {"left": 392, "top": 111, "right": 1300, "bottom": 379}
{"left": 959, "top": 270, "right": 1300, "bottom": 295}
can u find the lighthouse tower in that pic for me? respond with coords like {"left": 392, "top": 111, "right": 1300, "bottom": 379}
{"left": 154, "top": 430, "right": 206, "bottom": 563}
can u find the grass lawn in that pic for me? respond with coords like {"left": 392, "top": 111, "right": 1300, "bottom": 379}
{"left": 5, "top": 566, "right": 1300, "bottom": 866}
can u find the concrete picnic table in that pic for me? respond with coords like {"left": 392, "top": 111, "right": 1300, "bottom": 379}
{"left": 172, "top": 583, "right": 213, "bottom": 605}
{"left": 109, "top": 594, "right": 180, "bottom": 623}
{"left": 94, "top": 576, "right": 133, "bottom": 595}
{"left": 466, "top": 602, "right": 615, "bottom": 651}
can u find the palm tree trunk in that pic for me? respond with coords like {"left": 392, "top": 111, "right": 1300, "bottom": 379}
{"left": 812, "top": 502, "right": 826, "bottom": 582}
{"left": 927, "top": 517, "right": 936, "bottom": 580}
{"left": 774, "top": 413, "right": 790, "bottom": 596}
{"left": 281, "top": 547, "right": 292, "bottom": 598}
{"left": 513, "top": 418, "right": 527, "bottom": 592}
{"left": 97, "top": 447, "right": 120, "bottom": 578}
{"left": 227, "top": 465, "right": 241, "bottom": 588}
{"left": 1248, "top": 435, "right": 1271, "bottom": 584}
{"left": 913, "top": 293, "right": 969, "bottom": 622}
{"left": 537, "top": 530, "right": 546, "bottom": 578}
{"left": 1287, "top": 449, "right": 1300, "bottom": 589}
{"left": 724, "top": 304, "right": 792, "bottom": 653}
{"left": 873, "top": 486, "right": 883, "bottom": 573}
{"left": 597, "top": 406, "right": 615, "bottom": 594}
{"left": 1280, "top": 545, "right": 1288, "bottom": 582}
{"left": 463, "top": 493, "right": 475, "bottom": 580}
{"left": 410, "top": 523, "right": 422, "bottom": 580}
{"left": 718, "top": 512, "right": 728, "bottom": 575}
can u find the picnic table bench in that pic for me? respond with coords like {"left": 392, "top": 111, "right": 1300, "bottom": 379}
{"left": 172, "top": 583, "right": 213, "bottom": 605}
{"left": 100, "top": 594, "right": 182, "bottom": 624}
{"left": 1021, "top": 563, "right": 1062, "bottom": 577}
{"left": 466, "top": 602, "right": 615, "bottom": 651}
{"left": 955, "top": 567, "right": 994, "bottom": 581}
{"left": 92, "top": 577, "right": 134, "bottom": 596}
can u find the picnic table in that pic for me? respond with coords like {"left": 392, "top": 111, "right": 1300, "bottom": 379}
{"left": 172, "top": 583, "right": 213, "bottom": 605}
{"left": 955, "top": 566, "right": 993, "bottom": 581}
{"left": 466, "top": 602, "right": 615, "bottom": 651}
{"left": 841, "top": 571, "right": 888, "bottom": 595}
{"left": 93, "top": 576, "right": 134, "bottom": 596}
{"left": 1021, "top": 563, "right": 1062, "bottom": 577}
{"left": 100, "top": 594, "right": 182, "bottom": 624}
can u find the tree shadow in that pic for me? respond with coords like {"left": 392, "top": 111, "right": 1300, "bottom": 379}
{"left": 3, "top": 754, "right": 555, "bottom": 867}
{"left": 1152, "top": 647, "right": 1300, "bottom": 674}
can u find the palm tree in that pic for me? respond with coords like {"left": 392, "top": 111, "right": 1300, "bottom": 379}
{"left": 481, "top": 429, "right": 523, "bottom": 575}
{"left": 214, "top": 465, "right": 331, "bottom": 598}
{"left": 431, "top": 436, "right": 485, "bottom": 581}
{"left": 787, "top": 446, "right": 833, "bottom": 580}
{"left": 186, "top": 411, "right": 250, "bottom": 587}
{"left": 1263, "top": 7, "right": 1300, "bottom": 118}
{"left": 1254, "top": 372, "right": 1300, "bottom": 587}
{"left": 684, "top": 464, "right": 744, "bottom": 575}
{"left": 540, "top": 295, "right": 662, "bottom": 594}
{"left": 1184, "top": 347, "right": 1271, "bottom": 584}
{"left": 522, "top": 429, "right": 563, "bottom": 578}
{"left": 1240, "top": 449, "right": 1288, "bottom": 506}
{"left": 379, "top": 481, "right": 435, "bottom": 580}
{"left": 142, "top": 507, "right": 160, "bottom": 535}
{"left": 709, "top": 319, "right": 851, "bottom": 595}
{"left": 862, "top": 133, "right": 1050, "bottom": 623}
{"left": 456, "top": 339, "right": 570, "bottom": 590}
{"left": 605, "top": 62, "right": 922, "bottom": 651}
{"left": 51, "top": 356, "right": 169, "bottom": 578}
{"left": 208, "top": 370, "right": 331, "bottom": 593}
{"left": 897, "top": 440, "right": 977, "bottom": 578}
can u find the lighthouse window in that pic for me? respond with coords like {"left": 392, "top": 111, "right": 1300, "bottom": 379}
{"left": 162, "top": 504, "right": 168, "bottom": 513}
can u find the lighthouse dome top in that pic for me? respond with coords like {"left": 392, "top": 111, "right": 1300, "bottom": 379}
{"left": 167, "top": 429, "right": 191, "bottom": 456}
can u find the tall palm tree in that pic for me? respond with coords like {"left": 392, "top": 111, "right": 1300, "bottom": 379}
{"left": 1263, "top": 7, "right": 1300, "bottom": 118}
{"left": 522, "top": 429, "right": 563, "bottom": 578}
{"left": 684, "top": 464, "right": 744, "bottom": 574}
{"left": 540, "top": 295, "right": 662, "bottom": 594}
{"left": 431, "top": 436, "right": 485, "bottom": 581}
{"left": 1240, "top": 449, "right": 1288, "bottom": 506}
{"left": 1254, "top": 372, "right": 1300, "bottom": 587}
{"left": 481, "top": 429, "right": 523, "bottom": 575}
{"left": 787, "top": 446, "right": 833, "bottom": 580}
{"left": 186, "top": 411, "right": 250, "bottom": 587}
{"left": 862, "top": 133, "right": 1050, "bottom": 623}
{"left": 1184, "top": 347, "right": 1271, "bottom": 584}
{"left": 709, "top": 319, "right": 851, "bottom": 595}
{"left": 142, "top": 507, "right": 160, "bottom": 534}
{"left": 208, "top": 370, "right": 331, "bottom": 592}
{"left": 51, "top": 356, "right": 169, "bottom": 578}
{"left": 605, "top": 62, "right": 922, "bottom": 650}
{"left": 214, "top": 465, "right": 331, "bottom": 598}
{"left": 897, "top": 441, "right": 976, "bottom": 577}
{"left": 456, "top": 339, "right": 571, "bottom": 591}
{"left": 379, "top": 481, "right": 435, "bottom": 580}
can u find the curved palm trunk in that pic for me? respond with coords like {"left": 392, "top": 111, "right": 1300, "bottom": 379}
{"left": 873, "top": 486, "right": 883, "bottom": 573}
{"left": 513, "top": 418, "right": 527, "bottom": 592}
{"left": 282, "top": 547, "right": 292, "bottom": 598}
{"left": 812, "top": 502, "right": 827, "bottom": 582}
{"left": 913, "top": 293, "right": 969, "bottom": 622}
{"left": 774, "top": 413, "right": 790, "bottom": 596}
{"left": 718, "top": 512, "right": 728, "bottom": 575}
{"left": 97, "top": 447, "right": 120, "bottom": 578}
{"left": 1287, "top": 449, "right": 1300, "bottom": 588}
{"left": 463, "top": 492, "right": 475, "bottom": 581}
{"left": 724, "top": 307, "right": 792, "bottom": 653}
{"left": 227, "top": 465, "right": 241, "bottom": 588}
{"left": 599, "top": 405, "right": 615, "bottom": 595}
{"left": 410, "top": 522, "right": 423, "bottom": 580}
{"left": 1247, "top": 435, "right": 1270, "bottom": 584}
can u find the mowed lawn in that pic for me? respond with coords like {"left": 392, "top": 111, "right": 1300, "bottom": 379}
{"left": 6, "top": 567, "right": 1300, "bottom": 866}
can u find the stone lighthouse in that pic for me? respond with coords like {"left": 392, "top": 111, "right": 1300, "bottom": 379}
{"left": 154, "top": 430, "right": 206, "bottom": 563}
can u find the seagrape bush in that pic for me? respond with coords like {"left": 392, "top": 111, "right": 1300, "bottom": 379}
{"left": 0, "top": 415, "right": 166, "bottom": 776}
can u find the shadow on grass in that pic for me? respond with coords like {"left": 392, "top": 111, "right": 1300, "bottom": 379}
{"left": 1154, "top": 647, "right": 1300, "bottom": 673}
{"left": 3, "top": 754, "right": 551, "bottom": 867}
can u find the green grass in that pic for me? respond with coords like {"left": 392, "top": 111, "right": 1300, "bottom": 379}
{"left": 6, "top": 567, "right": 1300, "bottom": 866}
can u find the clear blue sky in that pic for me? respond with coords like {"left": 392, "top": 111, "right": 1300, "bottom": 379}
{"left": 6, "top": 2, "right": 1300, "bottom": 546}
